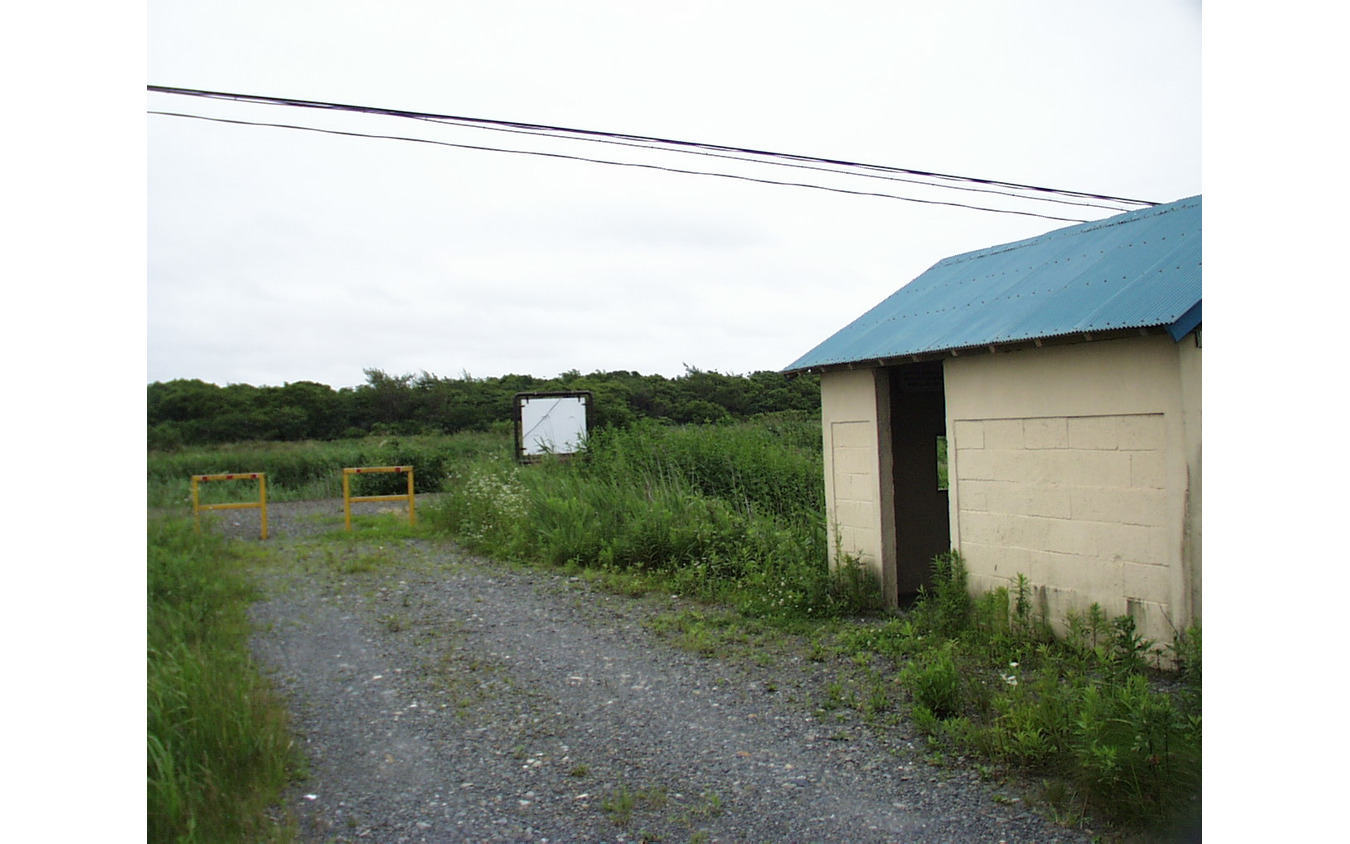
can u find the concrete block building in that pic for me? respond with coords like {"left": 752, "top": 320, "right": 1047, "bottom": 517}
{"left": 783, "top": 196, "right": 1201, "bottom": 645}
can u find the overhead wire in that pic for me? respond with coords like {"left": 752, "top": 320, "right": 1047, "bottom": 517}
{"left": 149, "top": 110, "right": 1099, "bottom": 223}
{"left": 409, "top": 114, "right": 1137, "bottom": 214}
{"left": 148, "top": 85, "right": 1156, "bottom": 208}
{"left": 147, "top": 85, "right": 1159, "bottom": 221}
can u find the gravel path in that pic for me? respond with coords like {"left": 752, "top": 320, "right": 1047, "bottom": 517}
{"left": 235, "top": 501, "right": 1091, "bottom": 843}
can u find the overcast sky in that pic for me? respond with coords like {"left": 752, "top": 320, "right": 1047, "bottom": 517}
{"left": 146, "top": 1, "right": 1201, "bottom": 389}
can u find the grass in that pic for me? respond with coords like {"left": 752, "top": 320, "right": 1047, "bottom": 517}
{"left": 151, "top": 417, "right": 1200, "bottom": 840}
{"left": 873, "top": 553, "right": 1200, "bottom": 838}
{"left": 602, "top": 782, "right": 669, "bottom": 826}
{"left": 599, "top": 780, "right": 726, "bottom": 841}
{"left": 422, "top": 416, "right": 880, "bottom": 622}
{"left": 147, "top": 517, "right": 301, "bottom": 842}
{"left": 147, "top": 430, "right": 509, "bottom": 508}
{"left": 423, "top": 420, "right": 1203, "bottom": 837}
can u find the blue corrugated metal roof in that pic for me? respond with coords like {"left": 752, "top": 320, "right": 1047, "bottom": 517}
{"left": 783, "top": 195, "right": 1201, "bottom": 373}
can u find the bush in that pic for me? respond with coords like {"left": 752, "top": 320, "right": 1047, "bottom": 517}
{"left": 903, "top": 644, "right": 964, "bottom": 721}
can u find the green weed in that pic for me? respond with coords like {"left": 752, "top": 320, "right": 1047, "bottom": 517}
{"left": 147, "top": 517, "right": 300, "bottom": 842}
{"left": 158, "top": 420, "right": 1201, "bottom": 841}
{"left": 902, "top": 643, "right": 964, "bottom": 720}
{"left": 421, "top": 418, "right": 866, "bottom": 622}
{"left": 898, "top": 552, "right": 1202, "bottom": 835}
{"left": 601, "top": 782, "right": 668, "bottom": 827}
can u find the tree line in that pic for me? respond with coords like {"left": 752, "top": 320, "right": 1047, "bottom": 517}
{"left": 147, "top": 367, "right": 821, "bottom": 449}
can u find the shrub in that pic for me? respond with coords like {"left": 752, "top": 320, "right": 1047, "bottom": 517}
{"left": 1069, "top": 674, "right": 1201, "bottom": 829}
{"left": 914, "top": 551, "right": 973, "bottom": 636}
{"left": 903, "top": 643, "right": 964, "bottom": 721}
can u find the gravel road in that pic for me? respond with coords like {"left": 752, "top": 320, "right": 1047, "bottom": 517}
{"left": 233, "top": 501, "right": 1091, "bottom": 843}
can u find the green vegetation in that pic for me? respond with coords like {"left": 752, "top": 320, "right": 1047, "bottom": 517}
{"left": 834, "top": 553, "right": 1200, "bottom": 837}
{"left": 148, "top": 366, "right": 820, "bottom": 449}
{"left": 147, "top": 430, "right": 507, "bottom": 508}
{"left": 602, "top": 782, "right": 669, "bottom": 827}
{"left": 147, "top": 518, "right": 300, "bottom": 842}
{"left": 424, "top": 414, "right": 881, "bottom": 621}
{"left": 147, "top": 404, "right": 1199, "bottom": 840}
{"left": 416, "top": 419, "right": 1198, "bottom": 837}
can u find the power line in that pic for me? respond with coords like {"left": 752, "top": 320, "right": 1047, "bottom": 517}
{"left": 147, "top": 85, "right": 1159, "bottom": 220}
{"left": 149, "top": 110, "right": 1097, "bottom": 223}
{"left": 148, "top": 85, "right": 1157, "bottom": 208}
{"left": 412, "top": 114, "right": 1135, "bottom": 215}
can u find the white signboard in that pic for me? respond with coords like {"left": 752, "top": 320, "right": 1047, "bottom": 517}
{"left": 515, "top": 392, "right": 591, "bottom": 461}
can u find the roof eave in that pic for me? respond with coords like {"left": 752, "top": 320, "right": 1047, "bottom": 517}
{"left": 1167, "top": 301, "right": 1202, "bottom": 342}
{"left": 781, "top": 323, "right": 1193, "bottom": 378}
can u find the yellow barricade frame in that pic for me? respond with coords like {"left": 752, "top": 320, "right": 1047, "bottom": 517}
{"left": 342, "top": 466, "right": 416, "bottom": 530}
{"left": 191, "top": 472, "right": 268, "bottom": 539}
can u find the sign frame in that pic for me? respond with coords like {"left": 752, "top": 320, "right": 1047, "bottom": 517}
{"left": 513, "top": 391, "right": 593, "bottom": 463}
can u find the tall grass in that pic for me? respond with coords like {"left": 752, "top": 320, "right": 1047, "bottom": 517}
{"left": 147, "top": 430, "right": 511, "bottom": 508}
{"left": 147, "top": 517, "right": 298, "bottom": 842}
{"left": 425, "top": 415, "right": 881, "bottom": 619}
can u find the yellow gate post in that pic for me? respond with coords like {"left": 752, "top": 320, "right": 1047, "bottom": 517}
{"left": 342, "top": 466, "right": 416, "bottom": 530}
{"left": 191, "top": 472, "right": 268, "bottom": 539}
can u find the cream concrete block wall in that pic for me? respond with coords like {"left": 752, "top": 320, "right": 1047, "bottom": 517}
{"left": 820, "top": 369, "right": 891, "bottom": 589}
{"left": 945, "top": 333, "right": 1201, "bottom": 646}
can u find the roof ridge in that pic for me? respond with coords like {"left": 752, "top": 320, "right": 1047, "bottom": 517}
{"left": 933, "top": 195, "right": 1202, "bottom": 270}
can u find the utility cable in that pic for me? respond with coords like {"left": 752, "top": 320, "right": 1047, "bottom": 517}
{"left": 411, "top": 114, "right": 1137, "bottom": 214}
{"left": 147, "top": 84, "right": 1155, "bottom": 210}
{"left": 148, "top": 85, "right": 1157, "bottom": 210}
{"left": 149, "top": 110, "right": 1097, "bottom": 223}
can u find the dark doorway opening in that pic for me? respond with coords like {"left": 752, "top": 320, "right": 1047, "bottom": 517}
{"left": 888, "top": 361, "right": 950, "bottom": 601}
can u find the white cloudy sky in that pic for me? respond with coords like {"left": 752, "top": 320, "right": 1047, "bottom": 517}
{"left": 145, "top": 0, "right": 1201, "bottom": 389}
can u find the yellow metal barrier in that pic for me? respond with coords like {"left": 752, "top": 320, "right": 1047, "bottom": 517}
{"left": 342, "top": 466, "right": 416, "bottom": 530}
{"left": 191, "top": 472, "right": 268, "bottom": 539}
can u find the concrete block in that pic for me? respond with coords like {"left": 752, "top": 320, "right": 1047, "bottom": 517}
{"left": 1117, "top": 413, "right": 1166, "bottom": 451}
{"left": 830, "top": 420, "right": 875, "bottom": 449}
{"left": 984, "top": 419, "right": 1025, "bottom": 449}
{"left": 964, "top": 543, "right": 1034, "bottom": 582}
{"left": 960, "top": 510, "right": 1016, "bottom": 546}
{"left": 1070, "top": 486, "right": 1167, "bottom": 527}
{"left": 1068, "top": 416, "right": 1120, "bottom": 450}
{"left": 952, "top": 419, "right": 985, "bottom": 449}
{"left": 1096, "top": 522, "right": 1161, "bottom": 566}
{"left": 1059, "top": 450, "right": 1132, "bottom": 487}
{"left": 1042, "top": 517, "right": 1098, "bottom": 557}
{"left": 954, "top": 448, "right": 997, "bottom": 481}
{"left": 1024, "top": 417, "right": 1069, "bottom": 449}
{"left": 1130, "top": 451, "right": 1167, "bottom": 489}
{"left": 834, "top": 471, "right": 877, "bottom": 502}
{"left": 834, "top": 498, "right": 878, "bottom": 531}
{"left": 1124, "top": 597, "right": 1176, "bottom": 650}
{"left": 956, "top": 479, "right": 991, "bottom": 512}
{"left": 1022, "top": 484, "right": 1073, "bottom": 519}
{"left": 1122, "top": 560, "right": 1173, "bottom": 606}
{"left": 834, "top": 445, "right": 876, "bottom": 476}
{"left": 1031, "top": 551, "right": 1124, "bottom": 598}
{"left": 984, "top": 448, "right": 1036, "bottom": 484}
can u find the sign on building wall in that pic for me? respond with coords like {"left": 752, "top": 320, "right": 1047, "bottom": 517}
{"left": 513, "top": 391, "right": 592, "bottom": 463}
